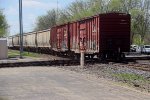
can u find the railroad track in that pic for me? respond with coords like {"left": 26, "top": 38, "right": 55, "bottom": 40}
{"left": 2, "top": 49, "right": 150, "bottom": 71}
{"left": 126, "top": 63, "right": 150, "bottom": 72}
{"left": 0, "top": 59, "right": 99, "bottom": 68}
{"left": 0, "top": 59, "right": 78, "bottom": 68}
{"left": 0, "top": 57, "right": 149, "bottom": 72}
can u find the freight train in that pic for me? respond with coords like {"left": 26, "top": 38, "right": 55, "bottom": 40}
{"left": 8, "top": 13, "right": 131, "bottom": 60}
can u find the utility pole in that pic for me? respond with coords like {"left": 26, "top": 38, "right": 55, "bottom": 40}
{"left": 56, "top": 0, "right": 58, "bottom": 24}
{"left": 19, "top": 0, "right": 23, "bottom": 58}
{"left": 57, "top": 0, "right": 58, "bottom": 14}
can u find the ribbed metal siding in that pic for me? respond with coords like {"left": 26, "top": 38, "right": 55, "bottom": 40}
{"left": 37, "top": 30, "right": 50, "bottom": 48}
{"left": 70, "top": 16, "right": 100, "bottom": 54}
{"left": 13, "top": 35, "right": 19, "bottom": 47}
{"left": 99, "top": 13, "right": 130, "bottom": 52}
{"left": 51, "top": 24, "right": 69, "bottom": 52}
{"left": 23, "top": 32, "right": 36, "bottom": 47}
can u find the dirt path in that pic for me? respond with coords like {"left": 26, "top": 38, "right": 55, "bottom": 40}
{"left": 0, "top": 67, "right": 149, "bottom": 100}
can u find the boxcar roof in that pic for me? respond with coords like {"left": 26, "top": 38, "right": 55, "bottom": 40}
{"left": 10, "top": 28, "right": 50, "bottom": 37}
{"left": 51, "top": 12, "right": 129, "bottom": 28}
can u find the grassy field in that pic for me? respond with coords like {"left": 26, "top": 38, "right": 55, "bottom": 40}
{"left": 8, "top": 50, "right": 40, "bottom": 58}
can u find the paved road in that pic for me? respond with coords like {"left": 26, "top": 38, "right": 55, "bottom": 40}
{"left": 0, "top": 67, "right": 149, "bottom": 100}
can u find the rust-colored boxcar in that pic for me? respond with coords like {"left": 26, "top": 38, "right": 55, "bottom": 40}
{"left": 99, "top": 13, "right": 130, "bottom": 53}
{"left": 70, "top": 15, "right": 100, "bottom": 55}
{"left": 69, "top": 22, "right": 78, "bottom": 53}
{"left": 50, "top": 24, "right": 69, "bottom": 53}
{"left": 50, "top": 13, "right": 130, "bottom": 58}
{"left": 69, "top": 13, "right": 130, "bottom": 58}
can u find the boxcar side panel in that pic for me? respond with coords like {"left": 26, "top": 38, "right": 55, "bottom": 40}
{"left": 8, "top": 37, "right": 13, "bottom": 47}
{"left": 51, "top": 24, "right": 69, "bottom": 52}
{"left": 57, "top": 24, "right": 69, "bottom": 51}
{"left": 26, "top": 32, "right": 36, "bottom": 47}
{"left": 85, "top": 16, "right": 99, "bottom": 54}
{"left": 50, "top": 27, "right": 57, "bottom": 51}
{"left": 70, "top": 16, "right": 100, "bottom": 54}
{"left": 70, "top": 22, "right": 78, "bottom": 53}
{"left": 99, "top": 13, "right": 130, "bottom": 53}
{"left": 23, "top": 35, "right": 27, "bottom": 47}
{"left": 37, "top": 30, "right": 50, "bottom": 48}
{"left": 13, "top": 35, "right": 19, "bottom": 47}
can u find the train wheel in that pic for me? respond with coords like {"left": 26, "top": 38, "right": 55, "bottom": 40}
{"left": 116, "top": 53, "right": 125, "bottom": 62}
{"left": 90, "top": 55, "right": 94, "bottom": 59}
{"left": 99, "top": 53, "right": 106, "bottom": 61}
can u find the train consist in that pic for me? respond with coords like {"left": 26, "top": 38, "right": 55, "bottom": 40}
{"left": 9, "top": 13, "right": 131, "bottom": 60}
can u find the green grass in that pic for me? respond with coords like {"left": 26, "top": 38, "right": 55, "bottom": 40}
{"left": 8, "top": 50, "right": 40, "bottom": 58}
{"left": 113, "top": 73, "right": 150, "bottom": 92}
{"left": 113, "top": 73, "right": 150, "bottom": 83}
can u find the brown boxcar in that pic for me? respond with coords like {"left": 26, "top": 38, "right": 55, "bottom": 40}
{"left": 69, "top": 21, "right": 78, "bottom": 53}
{"left": 70, "top": 15, "right": 100, "bottom": 55}
{"left": 99, "top": 13, "right": 130, "bottom": 52}
{"left": 70, "top": 13, "right": 130, "bottom": 58}
{"left": 50, "top": 24, "right": 69, "bottom": 53}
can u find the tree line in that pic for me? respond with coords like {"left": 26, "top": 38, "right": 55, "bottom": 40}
{"left": 0, "top": 9, "right": 8, "bottom": 37}
{"left": 34, "top": 0, "right": 150, "bottom": 45}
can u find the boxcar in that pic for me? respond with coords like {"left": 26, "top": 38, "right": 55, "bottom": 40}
{"left": 99, "top": 13, "right": 130, "bottom": 58}
{"left": 50, "top": 24, "right": 69, "bottom": 54}
{"left": 70, "top": 15, "right": 100, "bottom": 56}
{"left": 69, "top": 21, "right": 78, "bottom": 54}
{"left": 69, "top": 13, "right": 130, "bottom": 59}
{"left": 50, "top": 13, "right": 130, "bottom": 59}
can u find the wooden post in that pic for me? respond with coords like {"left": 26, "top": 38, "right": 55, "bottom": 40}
{"left": 80, "top": 51, "right": 85, "bottom": 67}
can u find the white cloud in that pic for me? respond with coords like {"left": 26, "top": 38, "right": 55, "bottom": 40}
{"left": 6, "top": 0, "right": 67, "bottom": 34}
{"left": 8, "top": 20, "right": 19, "bottom": 35}
{"left": 25, "top": 14, "right": 37, "bottom": 30}
{"left": 28, "top": 14, "right": 36, "bottom": 22}
{"left": 5, "top": 6, "right": 18, "bottom": 16}
{"left": 22, "top": 0, "right": 58, "bottom": 10}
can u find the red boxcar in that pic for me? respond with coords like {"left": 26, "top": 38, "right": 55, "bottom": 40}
{"left": 51, "top": 13, "right": 130, "bottom": 58}
{"left": 70, "top": 15, "right": 100, "bottom": 55}
{"left": 50, "top": 23, "right": 69, "bottom": 53}
{"left": 99, "top": 13, "right": 130, "bottom": 53}
{"left": 70, "top": 13, "right": 130, "bottom": 57}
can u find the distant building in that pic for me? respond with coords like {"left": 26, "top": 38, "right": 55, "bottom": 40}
{"left": 0, "top": 38, "right": 8, "bottom": 59}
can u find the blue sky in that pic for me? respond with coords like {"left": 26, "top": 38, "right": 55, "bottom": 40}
{"left": 0, "top": 0, "right": 75, "bottom": 35}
